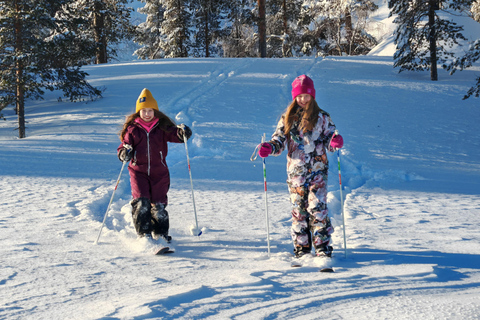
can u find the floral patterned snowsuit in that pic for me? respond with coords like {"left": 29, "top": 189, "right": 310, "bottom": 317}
{"left": 269, "top": 107, "right": 336, "bottom": 256}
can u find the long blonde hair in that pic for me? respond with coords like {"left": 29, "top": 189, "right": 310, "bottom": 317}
{"left": 119, "top": 109, "right": 176, "bottom": 141}
{"left": 283, "top": 99, "right": 321, "bottom": 137}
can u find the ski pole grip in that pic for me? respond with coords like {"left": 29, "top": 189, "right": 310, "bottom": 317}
{"left": 250, "top": 133, "right": 266, "bottom": 161}
{"left": 329, "top": 130, "right": 339, "bottom": 150}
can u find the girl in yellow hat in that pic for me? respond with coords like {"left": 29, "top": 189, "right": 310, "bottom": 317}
{"left": 117, "top": 88, "right": 192, "bottom": 241}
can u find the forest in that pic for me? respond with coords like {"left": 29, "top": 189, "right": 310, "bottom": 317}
{"left": 1, "top": 0, "right": 479, "bottom": 137}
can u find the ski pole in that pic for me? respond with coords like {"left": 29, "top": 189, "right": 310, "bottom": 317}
{"left": 332, "top": 130, "right": 347, "bottom": 258}
{"left": 183, "top": 130, "right": 201, "bottom": 236}
{"left": 262, "top": 134, "right": 271, "bottom": 257}
{"left": 94, "top": 160, "right": 127, "bottom": 244}
{"left": 251, "top": 133, "right": 271, "bottom": 257}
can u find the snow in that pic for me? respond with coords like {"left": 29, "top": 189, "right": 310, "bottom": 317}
{"left": 1, "top": 56, "right": 480, "bottom": 319}
{"left": 367, "top": 0, "right": 480, "bottom": 57}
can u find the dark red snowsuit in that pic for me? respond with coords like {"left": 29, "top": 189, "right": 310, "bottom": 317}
{"left": 118, "top": 121, "right": 184, "bottom": 237}
{"left": 119, "top": 121, "right": 183, "bottom": 204}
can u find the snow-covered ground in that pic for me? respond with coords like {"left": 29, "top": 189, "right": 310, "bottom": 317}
{"left": 1, "top": 56, "right": 480, "bottom": 319}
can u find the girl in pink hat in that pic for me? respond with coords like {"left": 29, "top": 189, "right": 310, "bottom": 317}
{"left": 117, "top": 88, "right": 192, "bottom": 241}
{"left": 257, "top": 75, "right": 343, "bottom": 258}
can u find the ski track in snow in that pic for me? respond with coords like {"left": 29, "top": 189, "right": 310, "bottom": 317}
{"left": 1, "top": 56, "right": 480, "bottom": 319}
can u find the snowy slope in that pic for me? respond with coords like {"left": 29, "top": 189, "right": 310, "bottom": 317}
{"left": 368, "top": 0, "right": 480, "bottom": 56}
{"left": 1, "top": 57, "right": 480, "bottom": 319}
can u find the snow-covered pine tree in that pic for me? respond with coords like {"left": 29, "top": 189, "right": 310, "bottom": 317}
{"left": 388, "top": 0, "right": 467, "bottom": 81}
{"left": 0, "top": 0, "right": 101, "bottom": 138}
{"left": 343, "top": 0, "right": 378, "bottom": 55}
{"left": 473, "top": 0, "right": 480, "bottom": 20}
{"left": 135, "top": 0, "right": 166, "bottom": 59}
{"left": 302, "top": 0, "right": 377, "bottom": 56}
{"left": 160, "top": 0, "right": 191, "bottom": 57}
{"left": 444, "top": 0, "right": 480, "bottom": 99}
{"left": 459, "top": 39, "right": 480, "bottom": 99}
{"left": 221, "top": 0, "right": 257, "bottom": 57}
{"left": 189, "top": 0, "right": 229, "bottom": 57}
{"left": 72, "top": 0, "right": 135, "bottom": 64}
{"left": 265, "top": 0, "right": 304, "bottom": 57}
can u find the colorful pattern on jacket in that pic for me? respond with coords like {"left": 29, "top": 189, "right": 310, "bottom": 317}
{"left": 269, "top": 107, "right": 336, "bottom": 255}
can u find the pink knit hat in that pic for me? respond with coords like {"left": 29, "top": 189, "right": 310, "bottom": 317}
{"left": 291, "top": 75, "right": 316, "bottom": 100}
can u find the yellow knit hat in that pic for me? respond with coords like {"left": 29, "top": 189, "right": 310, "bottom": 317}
{"left": 136, "top": 88, "right": 159, "bottom": 113}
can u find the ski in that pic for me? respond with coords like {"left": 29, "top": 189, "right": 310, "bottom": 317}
{"left": 291, "top": 263, "right": 335, "bottom": 272}
{"left": 290, "top": 254, "right": 335, "bottom": 272}
{"left": 154, "top": 247, "right": 174, "bottom": 255}
{"left": 291, "top": 261, "right": 302, "bottom": 268}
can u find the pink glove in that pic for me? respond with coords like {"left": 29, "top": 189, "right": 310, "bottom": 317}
{"left": 258, "top": 143, "right": 272, "bottom": 158}
{"left": 330, "top": 134, "right": 344, "bottom": 149}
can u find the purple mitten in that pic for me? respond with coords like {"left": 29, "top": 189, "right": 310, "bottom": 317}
{"left": 330, "top": 134, "right": 344, "bottom": 149}
{"left": 258, "top": 143, "right": 272, "bottom": 158}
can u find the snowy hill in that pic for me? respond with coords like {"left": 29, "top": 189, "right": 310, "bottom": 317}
{"left": 368, "top": 0, "right": 480, "bottom": 56}
{"left": 1, "top": 57, "right": 480, "bottom": 319}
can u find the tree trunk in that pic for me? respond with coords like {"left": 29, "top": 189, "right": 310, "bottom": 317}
{"left": 345, "top": 8, "right": 353, "bottom": 55}
{"left": 16, "top": 66, "right": 25, "bottom": 139}
{"left": 282, "top": 0, "right": 290, "bottom": 57}
{"left": 205, "top": 6, "right": 210, "bottom": 57}
{"left": 257, "top": 0, "right": 266, "bottom": 58}
{"left": 428, "top": 0, "right": 438, "bottom": 81}
{"left": 14, "top": 0, "right": 25, "bottom": 138}
{"left": 94, "top": 0, "right": 107, "bottom": 64}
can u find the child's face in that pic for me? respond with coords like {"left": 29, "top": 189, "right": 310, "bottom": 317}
{"left": 296, "top": 94, "right": 312, "bottom": 109}
{"left": 139, "top": 108, "right": 155, "bottom": 122}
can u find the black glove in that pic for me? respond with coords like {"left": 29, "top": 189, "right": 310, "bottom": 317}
{"left": 118, "top": 144, "right": 133, "bottom": 162}
{"left": 177, "top": 124, "right": 192, "bottom": 142}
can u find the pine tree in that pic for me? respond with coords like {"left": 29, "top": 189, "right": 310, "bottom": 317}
{"left": 445, "top": 0, "right": 480, "bottom": 99}
{"left": 189, "top": 0, "right": 229, "bottom": 57}
{"left": 221, "top": 0, "right": 256, "bottom": 57}
{"left": 265, "top": 0, "right": 304, "bottom": 57}
{"left": 73, "top": 0, "right": 135, "bottom": 64}
{"left": 160, "top": 0, "right": 191, "bottom": 57}
{"left": 343, "top": 0, "right": 378, "bottom": 55}
{"left": 388, "top": 0, "right": 467, "bottom": 81}
{"left": 135, "top": 0, "right": 167, "bottom": 59}
{"left": 302, "top": 0, "right": 377, "bottom": 56}
{"left": 470, "top": 1, "right": 480, "bottom": 98}
{"left": 459, "top": 40, "right": 480, "bottom": 99}
{"left": 0, "top": 0, "right": 102, "bottom": 138}
{"left": 473, "top": 0, "right": 480, "bottom": 20}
